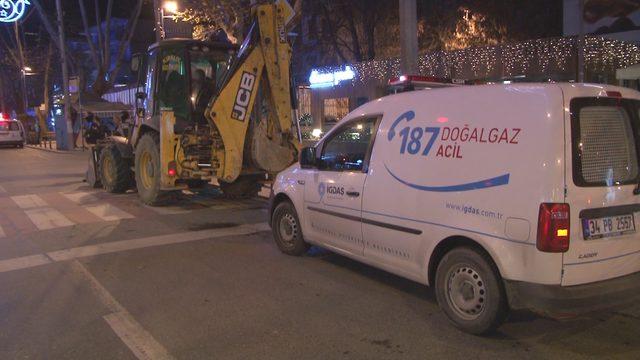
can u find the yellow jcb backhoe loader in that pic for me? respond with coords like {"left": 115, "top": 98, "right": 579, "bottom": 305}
{"left": 88, "top": 0, "right": 301, "bottom": 205}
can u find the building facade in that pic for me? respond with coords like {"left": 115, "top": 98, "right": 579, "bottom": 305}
{"left": 301, "top": 36, "right": 640, "bottom": 135}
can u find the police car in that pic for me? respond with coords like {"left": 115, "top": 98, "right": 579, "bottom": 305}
{"left": 0, "top": 117, "right": 25, "bottom": 148}
{"left": 269, "top": 83, "right": 640, "bottom": 334}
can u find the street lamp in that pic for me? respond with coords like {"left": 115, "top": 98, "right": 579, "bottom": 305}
{"left": 163, "top": 1, "right": 179, "bottom": 14}
{"left": 160, "top": 1, "right": 179, "bottom": 39}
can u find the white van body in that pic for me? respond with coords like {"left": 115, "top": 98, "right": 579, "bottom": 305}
{"left": 270, "top": 83, "right": 640, "bottom": 333}
{"left": 0, "top": 119, "right": 25, "bottom": 147}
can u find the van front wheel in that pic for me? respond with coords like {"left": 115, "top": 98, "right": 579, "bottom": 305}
{"left": 435, "top": 247, "right": 508, "bottom": 335}
{"left": 272, "top": 201, "right": 309, "bottom": 256}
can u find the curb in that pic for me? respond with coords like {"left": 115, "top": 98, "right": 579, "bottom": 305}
{"left": 25, "top": 145, "right": 83, "bottom": 154}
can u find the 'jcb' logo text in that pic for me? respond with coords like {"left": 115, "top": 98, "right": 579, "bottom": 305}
{"left": 232, "top": 72, "right": 256, "bottom": 121}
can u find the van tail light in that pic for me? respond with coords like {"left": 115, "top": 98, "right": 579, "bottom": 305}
{"left": 606, "top": 91, "right": 622, "bottom": 98}
{"left": 537, "top": 203, "right": 570, "bottom": 253}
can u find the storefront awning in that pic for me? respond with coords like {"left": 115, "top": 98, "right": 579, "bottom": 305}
{"left": 617, "top": 63, "right": 640, "bottom": 80}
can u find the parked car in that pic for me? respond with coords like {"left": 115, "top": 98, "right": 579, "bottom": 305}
{"left": 269, "top": 83, "right": 640, "bottom": 334}
{"left": 0, "top": 118, "right": 25, "bottom": 148}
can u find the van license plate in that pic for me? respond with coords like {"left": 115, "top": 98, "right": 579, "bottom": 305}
{"left": 582, "top": 214, "right": 635, "bottom": 240}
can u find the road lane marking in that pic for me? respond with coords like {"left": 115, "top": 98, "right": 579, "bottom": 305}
{"left": 0, "top": 225, "right": 5, "bottom": 238}
{"left": 0, "top": 184, "right": 6, "bottom": 193}
{"left": 104, "top": 312, "right": 174, "bottom": 360}
{"left": 0, "top": 222, "right": 270, "bottom": 273}
{"left": 69, "top": 260, "right": 125, "bottom": 313}
{"left": 24, "top": 208, "right": 75, "bottom": 230}
{"left": 84, "top": 204, "right": 134, "bottom": 221}
{"left": 0, "top": 254, "right": 52, "bottom": 273}
{"left": 11, "top": 194, "right": 47, "bottom": 209}
{"left": 47, "top": 222, "right": 270, "bottom": 262}
{"left": 70, "top": 261, "right": 174, "bottom": 360}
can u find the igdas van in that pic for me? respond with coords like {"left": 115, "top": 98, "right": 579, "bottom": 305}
{"left": 269, "top": 83, "right": 640, "bottom": 335}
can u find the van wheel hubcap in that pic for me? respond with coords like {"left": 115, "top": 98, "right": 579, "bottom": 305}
{"left": 446, "top": 265, "right": 486, "bottom": 320}
{"left": 278, "top": 213, "right": 297, "bottom": 245}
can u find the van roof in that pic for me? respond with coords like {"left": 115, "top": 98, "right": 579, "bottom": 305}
{"left": 345, "top": 82, "right": 635, "bottom": 122}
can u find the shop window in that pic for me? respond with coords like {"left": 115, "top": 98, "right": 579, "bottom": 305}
{"left": 323, "top": 97, "right": 349, "bottom": 124}
{"left": 298, "top": 86, "right": 312, "bottom": 127}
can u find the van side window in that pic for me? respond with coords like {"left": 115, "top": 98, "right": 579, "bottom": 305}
{"left": 319, "top": 118, "right": 377, "bottom": 172}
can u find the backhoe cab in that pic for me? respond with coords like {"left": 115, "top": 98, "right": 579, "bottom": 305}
{"left": 91, "top": 1, "right": 300, "bottom": 205}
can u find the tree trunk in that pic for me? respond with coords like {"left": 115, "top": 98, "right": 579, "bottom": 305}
{"left": 40, "top": 43, "right": 54, "bottom": 134}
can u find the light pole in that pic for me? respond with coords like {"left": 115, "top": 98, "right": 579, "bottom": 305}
{"left": 578, "top": 0, "right": 585, "bottom": 83}
{"left": 55, "top": 0, "right": 74, "bottom": 150}
{"left": 399, "top": 0, "right": 418, "bottom": 75}
{"left": 161, "top": 1, "right": 179, "bottom": 40}
{"left": 14, "top": 21, "right": 28, "bottom": 113}
{"left": 154, "top": 1, "right": 179, "bottom": 41}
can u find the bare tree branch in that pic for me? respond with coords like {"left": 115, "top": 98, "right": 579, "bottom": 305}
{"left": 95, "top": 0, "right": 106, "bottom": 64}
{"left": 79, "top": 0, "right": 101, "bottom": 69}
{"left": 107, "top": 0, "right": 144, "bottom": 89}
{"left": 31, "top": 0, "right": 77, "bottom": 72}
{"left": 104, "top": 0, "right": 114, "bottom": 68}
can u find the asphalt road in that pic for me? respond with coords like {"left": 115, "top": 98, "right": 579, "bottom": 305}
{"left": 0, "top": 146, "right": 639, "bottom": 359}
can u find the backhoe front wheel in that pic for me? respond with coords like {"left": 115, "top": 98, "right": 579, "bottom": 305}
{"left": 135, "top": 132, "right": 168, "bottom": 205}
{"left": 99, "top": 144, "right": 133, "bottom": 193}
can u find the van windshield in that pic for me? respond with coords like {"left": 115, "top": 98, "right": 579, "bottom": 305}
{"left": 571, "top": 97, "right": 640, "bottom": 187}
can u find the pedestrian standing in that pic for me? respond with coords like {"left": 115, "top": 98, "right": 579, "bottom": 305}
{"left": 71, "top": 108, "right": 80, "bottom": 148}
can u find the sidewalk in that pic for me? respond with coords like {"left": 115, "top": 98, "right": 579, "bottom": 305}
{"left": 26, "top": 140, "right": 87, "bottom": 154}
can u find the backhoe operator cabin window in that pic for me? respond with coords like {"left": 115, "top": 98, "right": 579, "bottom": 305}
{"left": 323, "top": 98, "right": 349, "bottom": 124}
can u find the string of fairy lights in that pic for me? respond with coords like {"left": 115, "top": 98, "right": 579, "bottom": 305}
{"left": 310, "top": 36, "right": 640, "bottom": 83}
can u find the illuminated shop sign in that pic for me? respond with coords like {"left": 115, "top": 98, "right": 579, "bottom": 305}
{"left": 309, "top": 66, "right": 355, "bottom": 88}
{"left": 0, "top": 0, "right": 30, "bottom": 23}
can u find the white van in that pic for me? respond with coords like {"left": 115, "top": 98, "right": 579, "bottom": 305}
{"left": 0, "top": 119, "right": 25, "bottom": 148}
{"left": 269, "top": 83, "right": 640, "bottom": 334}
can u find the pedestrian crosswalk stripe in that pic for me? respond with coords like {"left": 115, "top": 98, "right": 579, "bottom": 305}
{"left": 24, "top": 208, "right": 75, "bottom": 230}
{"left": 60, "top": 191, "right": 98, "bottom": 205}
{"left": 84, "top": 204, "right": 134, "bottom": 221}
{"left": 61, "top": 192, "right": 134, "bottom": 221}
{"left": 11, "top": 194, "right": 48, "bottom": 209}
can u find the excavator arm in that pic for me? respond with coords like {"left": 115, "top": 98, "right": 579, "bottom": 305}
{"left": 206, "top": 1, "right": 300, "bottom": 183}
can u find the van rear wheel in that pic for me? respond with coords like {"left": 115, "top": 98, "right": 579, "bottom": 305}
{"left": 272, "top": 201, "right": 309, "bottom": 256}
{"left": 435, "top": 247, "right": 508, "bottom": 335}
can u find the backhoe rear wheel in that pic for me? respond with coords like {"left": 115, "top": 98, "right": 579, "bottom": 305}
{"left": 99, "top": 144, "right": 133, "bottom": 193}
{"left": 220, "top": 176, "right": 262, "bottom": 199}
{"left": 135, "top": 132, "right": 169, "bottom": 205}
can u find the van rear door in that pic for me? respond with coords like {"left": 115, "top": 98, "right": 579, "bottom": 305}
{"left": 563, "top": 93, "right": 640, "bottom": 286}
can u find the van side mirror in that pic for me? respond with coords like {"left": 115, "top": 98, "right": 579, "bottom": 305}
{"left": 300, "top": 146, "right": 317, "bottom": 168}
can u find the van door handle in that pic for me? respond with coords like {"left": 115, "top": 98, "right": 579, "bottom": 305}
{"left": 346, "top": 191, "right": 360, "bottom": 197}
